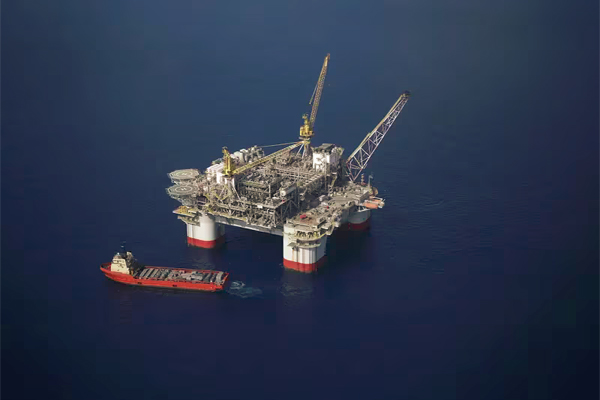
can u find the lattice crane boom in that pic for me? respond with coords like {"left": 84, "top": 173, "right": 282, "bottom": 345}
{"left": 345, "top": 91, "right": 411, "bottom": 182}
{"left": 308, "top": 53, "right": 330, "bottom": 128}
{"left": 299, "top": 54, "right": 330, "bottom": 156}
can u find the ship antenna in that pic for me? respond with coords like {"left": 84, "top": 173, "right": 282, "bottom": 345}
{"left": 120, "top": 241, "right": 127, "bottom": 255}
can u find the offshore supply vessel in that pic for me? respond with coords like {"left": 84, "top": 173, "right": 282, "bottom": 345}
{"left": 100, "top": 245, "right": 229, "bottom": 292}
{"left": 165, "top": 54, "right": 411, "bottom": 273}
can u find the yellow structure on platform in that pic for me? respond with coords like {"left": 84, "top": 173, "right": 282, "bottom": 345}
{"left": 222, "top": 147, "right": 234, "bottom": 176}
{"left": 221, "top": 142, "right": 303, "bottom": 177}
{"left": 300, "top": 53, "right": 330, "bottom": 156}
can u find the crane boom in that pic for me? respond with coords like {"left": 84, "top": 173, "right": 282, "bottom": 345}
{"left": 309, "top": 53, "right": 330, "bottom": 127}
{"left": 227, "top": 141, "right": 303, "bottom": 176}
{"left": 299, "top": 54, "right": 330, "bottom": 157}
{"left": 345, "top": 91, "right": 411, "bottom": 182}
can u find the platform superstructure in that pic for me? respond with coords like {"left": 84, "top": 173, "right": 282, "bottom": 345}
{"left": 166, "top": 54, "right": 410, "bottom": 272}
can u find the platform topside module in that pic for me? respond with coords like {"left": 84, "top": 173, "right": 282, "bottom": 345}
{"left": 166, "top": 54, "right": 410, "bottom": 272}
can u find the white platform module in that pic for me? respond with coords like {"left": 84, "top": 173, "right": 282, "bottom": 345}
{"left": 312, "top": 144, "right": 341, "bottom": 172}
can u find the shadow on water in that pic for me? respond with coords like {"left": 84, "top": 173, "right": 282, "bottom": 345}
{"left": 279, "top": 268, "right": 315, "bottom": 297}
{"left": 325, "top": 229, "right": 373, "bottom": 272}
{"left": 110, "top": 284, "right": 134, "bottom": 325}
{"left": 180, "top": 242, "right": 229, "bottom": 270}
{"left": 277, "top": 267, "right": 319, "bottom": 308}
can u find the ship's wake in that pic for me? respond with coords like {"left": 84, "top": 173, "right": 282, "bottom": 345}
{"left": 226, "top": 281, "right": 263, "bottom": 299}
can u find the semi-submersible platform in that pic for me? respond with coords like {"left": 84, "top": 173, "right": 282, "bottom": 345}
{"left": 166, "top": 54, "right": 410, "bottom": 272}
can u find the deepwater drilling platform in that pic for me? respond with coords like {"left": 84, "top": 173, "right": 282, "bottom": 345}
{"left": 166, "top": 54, "right": 410, "bottom": 272}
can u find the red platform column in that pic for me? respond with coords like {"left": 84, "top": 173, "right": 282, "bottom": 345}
{"left": 347, "top": 208, "right": 371, "bottom": 231}
{"left": 186, "top": 214, "right": 225, "bottom": 248}
{"left": 283, "top": 225, "right": 327, "bottom": 273}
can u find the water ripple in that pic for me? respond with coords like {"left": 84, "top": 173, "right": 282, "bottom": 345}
{"left": 226, "top": 281, "right": 263, "bottom": 299}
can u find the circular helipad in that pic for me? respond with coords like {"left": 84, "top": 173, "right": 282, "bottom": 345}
{"left": 169, "top": 169, "right": 199, "bottom": 181}
{"left": 168, "top": 184, "right": 198, "bottom": 196}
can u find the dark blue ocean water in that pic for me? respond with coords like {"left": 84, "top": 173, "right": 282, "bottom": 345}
{"left": 2, "top": 1, "right": 598, "bottom": 399}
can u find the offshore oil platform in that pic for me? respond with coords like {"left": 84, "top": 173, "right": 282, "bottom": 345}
{"left": 166, "top": 54, "right": 410, "bottom": 272}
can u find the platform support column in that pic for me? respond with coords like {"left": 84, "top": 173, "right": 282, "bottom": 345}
{"left": 346, "top": 208, "right": 371, "bottom": 231}
{"left": 186, "top": 214, "right": 225, "bottom": 248}
{"left": 283, "top": 225, "right": 327, "bottom": 273}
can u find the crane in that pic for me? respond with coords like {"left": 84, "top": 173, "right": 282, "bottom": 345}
{"left": 345, "top": 91, "right": 411, "bottom": 182}
{"left": 220, "top": 54, "right": 330, "bottom": 177}
{"left": 221, "top": 141, "right": 303, "bottom": 177}
{"left": 299, "top": 53, "right": 330, "bottom": 157}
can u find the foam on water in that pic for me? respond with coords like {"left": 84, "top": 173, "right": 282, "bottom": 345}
{"left": 226, "top": 281, "right": 263, "bottom": 299}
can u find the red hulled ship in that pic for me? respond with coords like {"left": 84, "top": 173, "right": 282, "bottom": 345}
{"left": 100, "top": 245, "right": 229, "bottom": 292}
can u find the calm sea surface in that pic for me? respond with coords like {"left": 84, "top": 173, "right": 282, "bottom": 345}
{"left": 3, "top": 1, "right": 598, "bottom": 399}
